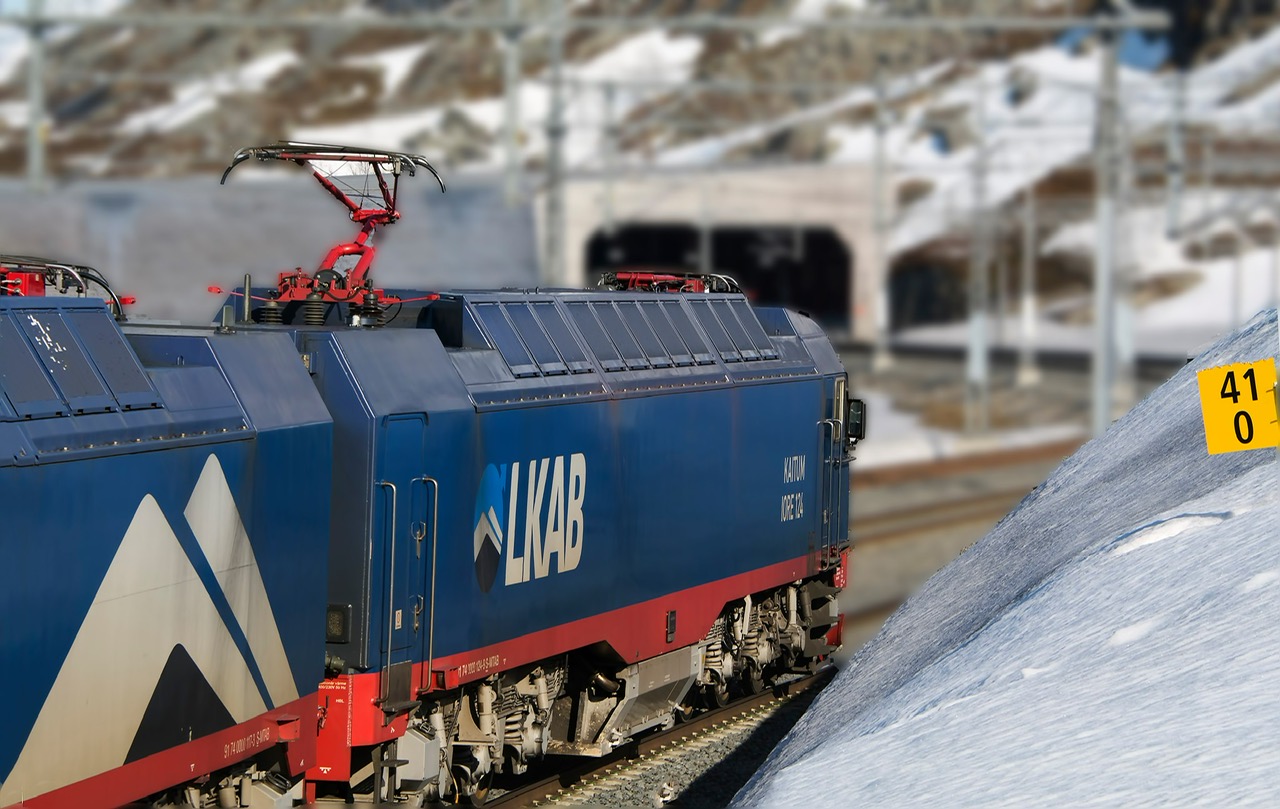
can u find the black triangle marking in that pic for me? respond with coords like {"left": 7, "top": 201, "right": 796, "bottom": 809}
{"left": 475, "top": 532, "right": 502, "bottom": 593}
{"left": 125, "top": 644, "right": 237, "bottom": 764}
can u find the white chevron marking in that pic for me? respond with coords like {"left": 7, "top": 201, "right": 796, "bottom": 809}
{"left": 0, "top": 494, "right": 266, "bottom": 805}
{"left": 185, "top": 454, "right": 299, "bottom": 707}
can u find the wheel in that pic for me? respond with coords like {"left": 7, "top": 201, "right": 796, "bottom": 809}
{"left": 741, "top": 663, "right": 765, "bottom": 695}
{"left": 406, "top": 787, "right": 434, "bottom": 808}
{"left": 702, "top": 681, "right": 729, "bottom": 708}
{"left": 456, "top": 768, "right": 492, "bottom": 807}
{"left": 674, "top": 701, "right": 696, "bottom": 723}
{"left": 466, "top": 774, "right": 492, "bottom": 807}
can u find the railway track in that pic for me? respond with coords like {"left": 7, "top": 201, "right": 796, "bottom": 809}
{"left": 851, "top": 438, "right": 1082, "bottom": 488}
{"left": 487, "top": 670, "right": 835, "bottom": 808}
{"left": 853, "top": 486, "right": 1037, "bottom": 545}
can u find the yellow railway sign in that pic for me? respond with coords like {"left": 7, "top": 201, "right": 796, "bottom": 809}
{"left": 1196, "top": 359, "right": 1280, "bottom": 454}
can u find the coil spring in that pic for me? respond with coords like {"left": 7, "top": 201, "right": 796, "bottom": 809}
{"left": 304, "top": 294, "right": 325, "bottom": 326}
{"left": 359, "top": 298, "right": 384, "bottom": 326}
{"left": 704, "top": 641, "right": 723, "bottom": 673}
{"left": 504, "top": 713, "right": 524, "bottom": 743}
{"left": 259, "top": 300, "right": 283, "bottom": 324}
{"left": 743, "top": 608, "right": 762, "bottom": 659}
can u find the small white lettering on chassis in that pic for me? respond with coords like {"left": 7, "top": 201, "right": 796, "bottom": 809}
{"left": 780, "top": 492, "right": 804, "bottom": 522}
{"left": 223, "top": 728, "right": 271, "bottom": 760}
{"left": 780, "top": 453, "right": 807, "bottom": 522}
{"left": 783, "top": 454, "right": 807, "bottom": 483}
{"left": 458, "top": 654, "right": 503, "bottom": 678}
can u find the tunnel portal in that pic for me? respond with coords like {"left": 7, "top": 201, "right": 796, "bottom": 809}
{"left": 586, "top": 223, "right": 852, "bottom": 327}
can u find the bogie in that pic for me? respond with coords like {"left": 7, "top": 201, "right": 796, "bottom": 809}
{"left": 328, "top": 575, "right": 843, "bottom": 804}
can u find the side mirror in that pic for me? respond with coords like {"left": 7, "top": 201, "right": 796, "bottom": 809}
{"left": 847, "top": 398, "right": 866, "bottom": 443}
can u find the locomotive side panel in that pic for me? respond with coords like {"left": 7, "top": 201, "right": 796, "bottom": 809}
{"left": 428, "top": 378, "right": 826, "bottom": 676}
{"left": 0, "top": 315, "right": 332, "bottom": 809}
{"left": 299, "top": 326, "right": 475, "bottom": 684}
{"left": 298, "top": 294, "right": 848, "bottom": 783}
{"left": 2, "top": 143, "right": 860, "bottom": 807}
{"left": 302, "top": 293, "right": 840, "bottom": 689}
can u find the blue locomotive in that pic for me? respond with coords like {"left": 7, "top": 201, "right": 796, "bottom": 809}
{"left": 0, "top": 144, "right": 861, "bottom": 808}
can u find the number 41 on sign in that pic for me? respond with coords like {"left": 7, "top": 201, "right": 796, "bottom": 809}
{"left": 1196, "top": 359, "right": 1279, "bottom": 454}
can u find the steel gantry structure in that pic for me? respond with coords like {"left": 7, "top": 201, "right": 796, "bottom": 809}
{"left": 3, "top": 1, "right": 1171, "bottom": 437}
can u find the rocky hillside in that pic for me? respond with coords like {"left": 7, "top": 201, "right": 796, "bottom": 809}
{"left": 0, "top": 0, "right": 1139, "bottom": 176}
{"left": 1, "top": 0, "right": 1278, "bottom": 329}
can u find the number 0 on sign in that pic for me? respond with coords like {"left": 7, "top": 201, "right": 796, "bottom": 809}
{"left": 1196, "top": 360, "right": 1279, "bottom": 454}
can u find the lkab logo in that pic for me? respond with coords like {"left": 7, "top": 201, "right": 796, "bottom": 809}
{"left": 473, "top": 453, "right": 587, "bottom": 592}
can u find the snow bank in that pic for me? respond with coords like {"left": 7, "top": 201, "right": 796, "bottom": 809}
{"left": 345, "top": 41, "right": 433, "bottom": 101}
{"left": 294, "top": 30, "right": 703, "bottom": 172}
{"left": 568, "top": 30, "right": 702, "bottom": 84}
{"left": 736, "top": 309, "right": 1279, "bottom": 806}
{"left": 892, "top": 25, "right": 1280, "bottom": 255}
{"left": 656, "top": 62, "right": 952, "bottom": 169}
{"left": 0, "top": 0, "right": 131, "bottom": 84}
{"left": 120, "top": 51, "right": 299, "bottom": 135}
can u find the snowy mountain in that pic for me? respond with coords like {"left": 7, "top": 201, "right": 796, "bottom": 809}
{"left": 2, "top": 0, "right": 1279, "bottom": 346}
{"left": 5, "top": 6, "right": 1274, "bottom": 227}
{"left": 5, "top": 0, "right": 1274, "bottom": 187}
{"left": 735, "top": 309, "right": 1280, "bottom": 806}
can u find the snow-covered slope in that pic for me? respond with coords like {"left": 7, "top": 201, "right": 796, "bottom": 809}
{"left": 1, "top": 3, "right": 1277, "bottom": 350}
{"left": 294, "top": 29, "right": 705, "bottom": 170}
{"left": 0, "top": 0, "right": 130, "bottom": 85}
{"left": 891, "top": 24, "right": 1280, "bottom": 255}
{"left": 290, "top": 16, "right": 1280, "bottom": 355}
{"left": 735, "top": 309, "right": 1280, "bottom": 806}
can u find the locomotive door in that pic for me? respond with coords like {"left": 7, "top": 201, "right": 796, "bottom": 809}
{"left": 819, "top": 376, "right": 847, "bottom": 554}
{"left": 376, "top": 413, "right": 431, "bottom": 708}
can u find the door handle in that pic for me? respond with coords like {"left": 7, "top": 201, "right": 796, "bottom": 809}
{"left": 411, "top": 476, "right": 441, "bottom": 680}
{"left": 376, "top": 480, "right": 398, "bottom": 702}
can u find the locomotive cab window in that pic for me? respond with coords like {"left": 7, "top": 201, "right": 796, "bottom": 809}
{"left": 65, "top": 309, "right": 162, "bottom": 409}
{"left": 0, "top": 312, "right": 66, "bottom": 418}
{"left": 728, "top": 299, "right": 779, "bottom": 359}
{"left": 533, "top": 302, "right": 594, "bottom": 373}
{"left": 14, "top": 311, "right": 116, "bottom": 414}
{"left": 474, "top": 303, "right": 539, "bottom": 378}
{"left": 687, "top": 299, "right": 740, "bottom": 362}
{"left": 506, "top": 303, "right": 567, "bottom": 376}
{"left": 592, "top": 303, "right": 650, "bottom": 370}
{"left": 566, "top": 303, "right": 625, "bottom": 371}
{"left": 833, "top": 376, "right": 846, "bottom": 439}
{"left": 642, "top": 302, "right": 694, "bottom": 366}
{"left": 661, "top": 301, "right": 715, "bottom": 365}
{"left": 833, "top": 376, "right": 865, "bottom": 446}
{"left": 711, "top": 299, "right": 760, "bottom": 361}
{"left": 617, "top": 302, "right": 672, "bottom": 368}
